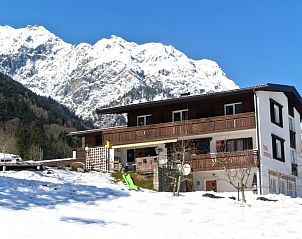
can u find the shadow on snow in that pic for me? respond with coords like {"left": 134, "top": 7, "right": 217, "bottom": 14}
{"left": 60, "top": 216, "right": 129, "bottom": 226}
{"left": 0, "top": 174, "right": 129, "bottom": 210}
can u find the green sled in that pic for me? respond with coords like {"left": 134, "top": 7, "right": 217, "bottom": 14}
{"left": 122, "top": 173, "right": 139, "bottom": 191}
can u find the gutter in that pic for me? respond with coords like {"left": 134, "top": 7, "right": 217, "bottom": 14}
{"left": 254, "top": 89, "right": 262, "bottom": 195}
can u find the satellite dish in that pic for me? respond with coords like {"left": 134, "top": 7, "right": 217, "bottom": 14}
{"left": 182, "top": 164, "right": 191, "bottom": 176}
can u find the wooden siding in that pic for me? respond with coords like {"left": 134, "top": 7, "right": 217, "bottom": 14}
{"left": 189, "top": 150, "right": 258, "bottom": 171}
{"left": 127, "top": 92, "right": 255, "bottom": 127}
{"left": 103, "top": 112, "right": 256, "bottom": 145}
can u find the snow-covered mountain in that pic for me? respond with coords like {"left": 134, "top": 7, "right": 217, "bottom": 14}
{"left": 0, "top": 25, "right": 238, "bottom": 126}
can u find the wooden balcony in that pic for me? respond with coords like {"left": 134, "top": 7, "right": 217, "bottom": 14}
{"left": 103, "top": 112, "right": 256, "bottom": 146}
{"left": 189, "top": 150, "right": 258, "bottom": 172}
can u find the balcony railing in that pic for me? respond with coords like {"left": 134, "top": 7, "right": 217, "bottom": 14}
{"left": 189, "top": 150, "right": 258, "bottom": 172}
{"left": 131, "top": 150, "right": 258, "bottom": 173}
{"left": 103, "top": 112, "right": 256, "bottom": 145}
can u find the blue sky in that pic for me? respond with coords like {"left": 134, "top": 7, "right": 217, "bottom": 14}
{"left": 1, "top": 0, "right": 302, "bottom": 94}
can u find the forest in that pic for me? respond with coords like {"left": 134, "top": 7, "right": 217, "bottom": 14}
{"left": 0, "top": 73, "right": 92, "bottom": 160}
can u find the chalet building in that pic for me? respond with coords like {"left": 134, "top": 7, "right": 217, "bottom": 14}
{"left": 70, "top": 83, "right": 302, "bottom": 197}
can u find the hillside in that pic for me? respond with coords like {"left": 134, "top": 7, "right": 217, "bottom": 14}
{"left": 0, "top": 73, "right": 92, "bottom": 160}
{"left": 0, "top": 25, "right": 238, "bottom": 126}
{"left": 0, "top": 168, "right": 301, "bottom": 239}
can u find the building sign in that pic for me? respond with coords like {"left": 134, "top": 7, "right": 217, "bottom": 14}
{"left": 263, "top": 144, "right": 272, "bottom": 159}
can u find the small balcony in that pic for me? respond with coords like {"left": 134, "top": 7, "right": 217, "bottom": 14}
{"left": 103, "top": 112, "right": 256, "bottom": 146}
{"left": 189, "top": 150, "right": 259, "bottom": 172}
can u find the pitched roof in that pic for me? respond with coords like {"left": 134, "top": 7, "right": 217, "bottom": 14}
{"left": 96, "top": 83, "right": 302, "bottom": 116}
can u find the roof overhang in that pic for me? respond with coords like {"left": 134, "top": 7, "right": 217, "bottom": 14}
{"left": 69, "top": 129, "right": 103, "bottom": 137}
{"left": 96, "top": 83, "right": 302, "bottom": 118}
{"left": 112, "top": 139, "right": 177, "bottom": 149}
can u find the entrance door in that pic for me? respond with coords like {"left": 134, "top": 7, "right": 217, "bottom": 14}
{"left": 206, "top": 180, "right": 217, "bottom": 192}
{"left": 127, "top": 149, "right": 135, "bottom": 163}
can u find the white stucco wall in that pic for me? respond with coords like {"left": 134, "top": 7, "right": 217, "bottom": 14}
{"left": 256, "top": 91, "right": 300, "bottom": 196}
{"left": 193, "top": 168, "right": 258, "bottom": 193}
{"left": 294, "top": 108, "right": 302, "bottom": 197}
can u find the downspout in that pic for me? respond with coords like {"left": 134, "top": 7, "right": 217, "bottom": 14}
{"left": 254, "top": 90, "right": 262, "bottom": 195}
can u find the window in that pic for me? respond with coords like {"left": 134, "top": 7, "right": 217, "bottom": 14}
{"left": 134, "top": 147, "right": 157, "bottom": 158}
{"left": 289, "top": 117, "right": 295, "bottom": 132}
{"left": 290, "top": 130, "right": 296, "bottom": 149}
{"left": 290, "top": 149, "right": 297, "bottom": 164}
{"left": 172, "top": 109, "right": 188, "bottom": 122}
{"left": 270, "top": 99, "right": 283, "bottom": 127}
{"left": 288, "top": 104, "right": 294, "bottom": 117}
{"left": 288, "top": 182, "right": 294, "bottom": 197}
{"left": 271, "top": 134, "right": 285, "bottom": 162}
{"left": 289, "top": 117, "right": 296, "bottom": 149}
{"left": 280, "top": 180, "right": 286, "bottom": 195}
{"left": 290, "top": 149, "right": 298, "bottom": 176}
{"left": 137, "top": 114, "right": 152, "bottom": 126}
{"left": 224, "top": 102, "right": 242, "bottom": 115}
{"left": 270, "top": 178, "right": 277, "bottom": 194}
{"left": 216, "top": 137, "right": 253, "bottom": 152}
{"left": 192, "top": 138, "right": 210, "bottom": 154}
{"left": 95, "top": 136, "right": 102, "bottom": 146}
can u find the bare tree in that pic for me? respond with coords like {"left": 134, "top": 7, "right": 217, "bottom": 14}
{"left": 168, "top": 139, "right": 193, "bottom": 196}
{"left": 0, "top": 144, "right": 7, "bottom": 153}
{"left": 215, "top": 150, "right": 258, "bottom": 203}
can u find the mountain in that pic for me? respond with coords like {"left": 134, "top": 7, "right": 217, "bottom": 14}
{"left": 0, "top": 25, "right": 238, "bottom": 126}
{"left": 0, "top": 73, "right": 92, "bottom": 160}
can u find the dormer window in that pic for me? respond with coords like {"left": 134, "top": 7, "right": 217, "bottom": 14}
{"left": 137, "top": 114, "right": 152, "bottom": 126}
{"left": 270, "top": 99, "right": 283, "bottom": 127}
{"left": 224, "top": 102, "right": 242, "bottom": 115}
{"left": 172, "top": 109, "right": 188, "bottom": 122}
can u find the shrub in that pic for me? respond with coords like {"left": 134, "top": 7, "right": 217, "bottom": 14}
{"left": 70, "top": 162, "right": 86, "bottom": 172}
{"left": 202, "top": 193, "right": 224, "bottom": 199}
{"left": 256, "top": 197, "right": 278, "bottom": 202}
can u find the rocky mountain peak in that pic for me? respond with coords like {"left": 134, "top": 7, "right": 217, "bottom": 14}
{"left": 0, "top": 25, "right": 238, "bottom": 127}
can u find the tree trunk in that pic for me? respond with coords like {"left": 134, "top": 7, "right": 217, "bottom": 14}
{"left": 175, "top": 142, "right": 186, "bottom": 196}
{"left": 173, "top": 178, "right": 177, "bottom": 196}
{"left": 240, "top": 182, "right": 246, "bottom": 203}
{"left": 176, "top": 174, "right": 182, "bottom": 196}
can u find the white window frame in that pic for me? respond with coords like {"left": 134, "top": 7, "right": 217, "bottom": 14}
{"left": 224, "top": 102, "right": 242, "bottom": 115}
{"left": 137, "top": 114, "right": 152, "bottom": 126}
{"left": 172, "top": 109, "right": 188, "bottom": 122}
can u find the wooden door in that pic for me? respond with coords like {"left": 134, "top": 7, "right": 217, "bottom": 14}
{"left": 206, "top": 180, "right": 217, "bottom": 192}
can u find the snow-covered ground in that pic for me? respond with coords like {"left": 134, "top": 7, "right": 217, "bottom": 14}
{"left": 0, "top": 169, "right": 301, "bottom": 239}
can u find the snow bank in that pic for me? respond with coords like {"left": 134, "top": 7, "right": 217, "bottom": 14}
{"left": 0, "top": 169, "right": 301, "bottom": 239}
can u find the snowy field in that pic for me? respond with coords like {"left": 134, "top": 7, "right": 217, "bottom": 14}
{"left": 0, "top": 169, "right": 302, "bottom": 239}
